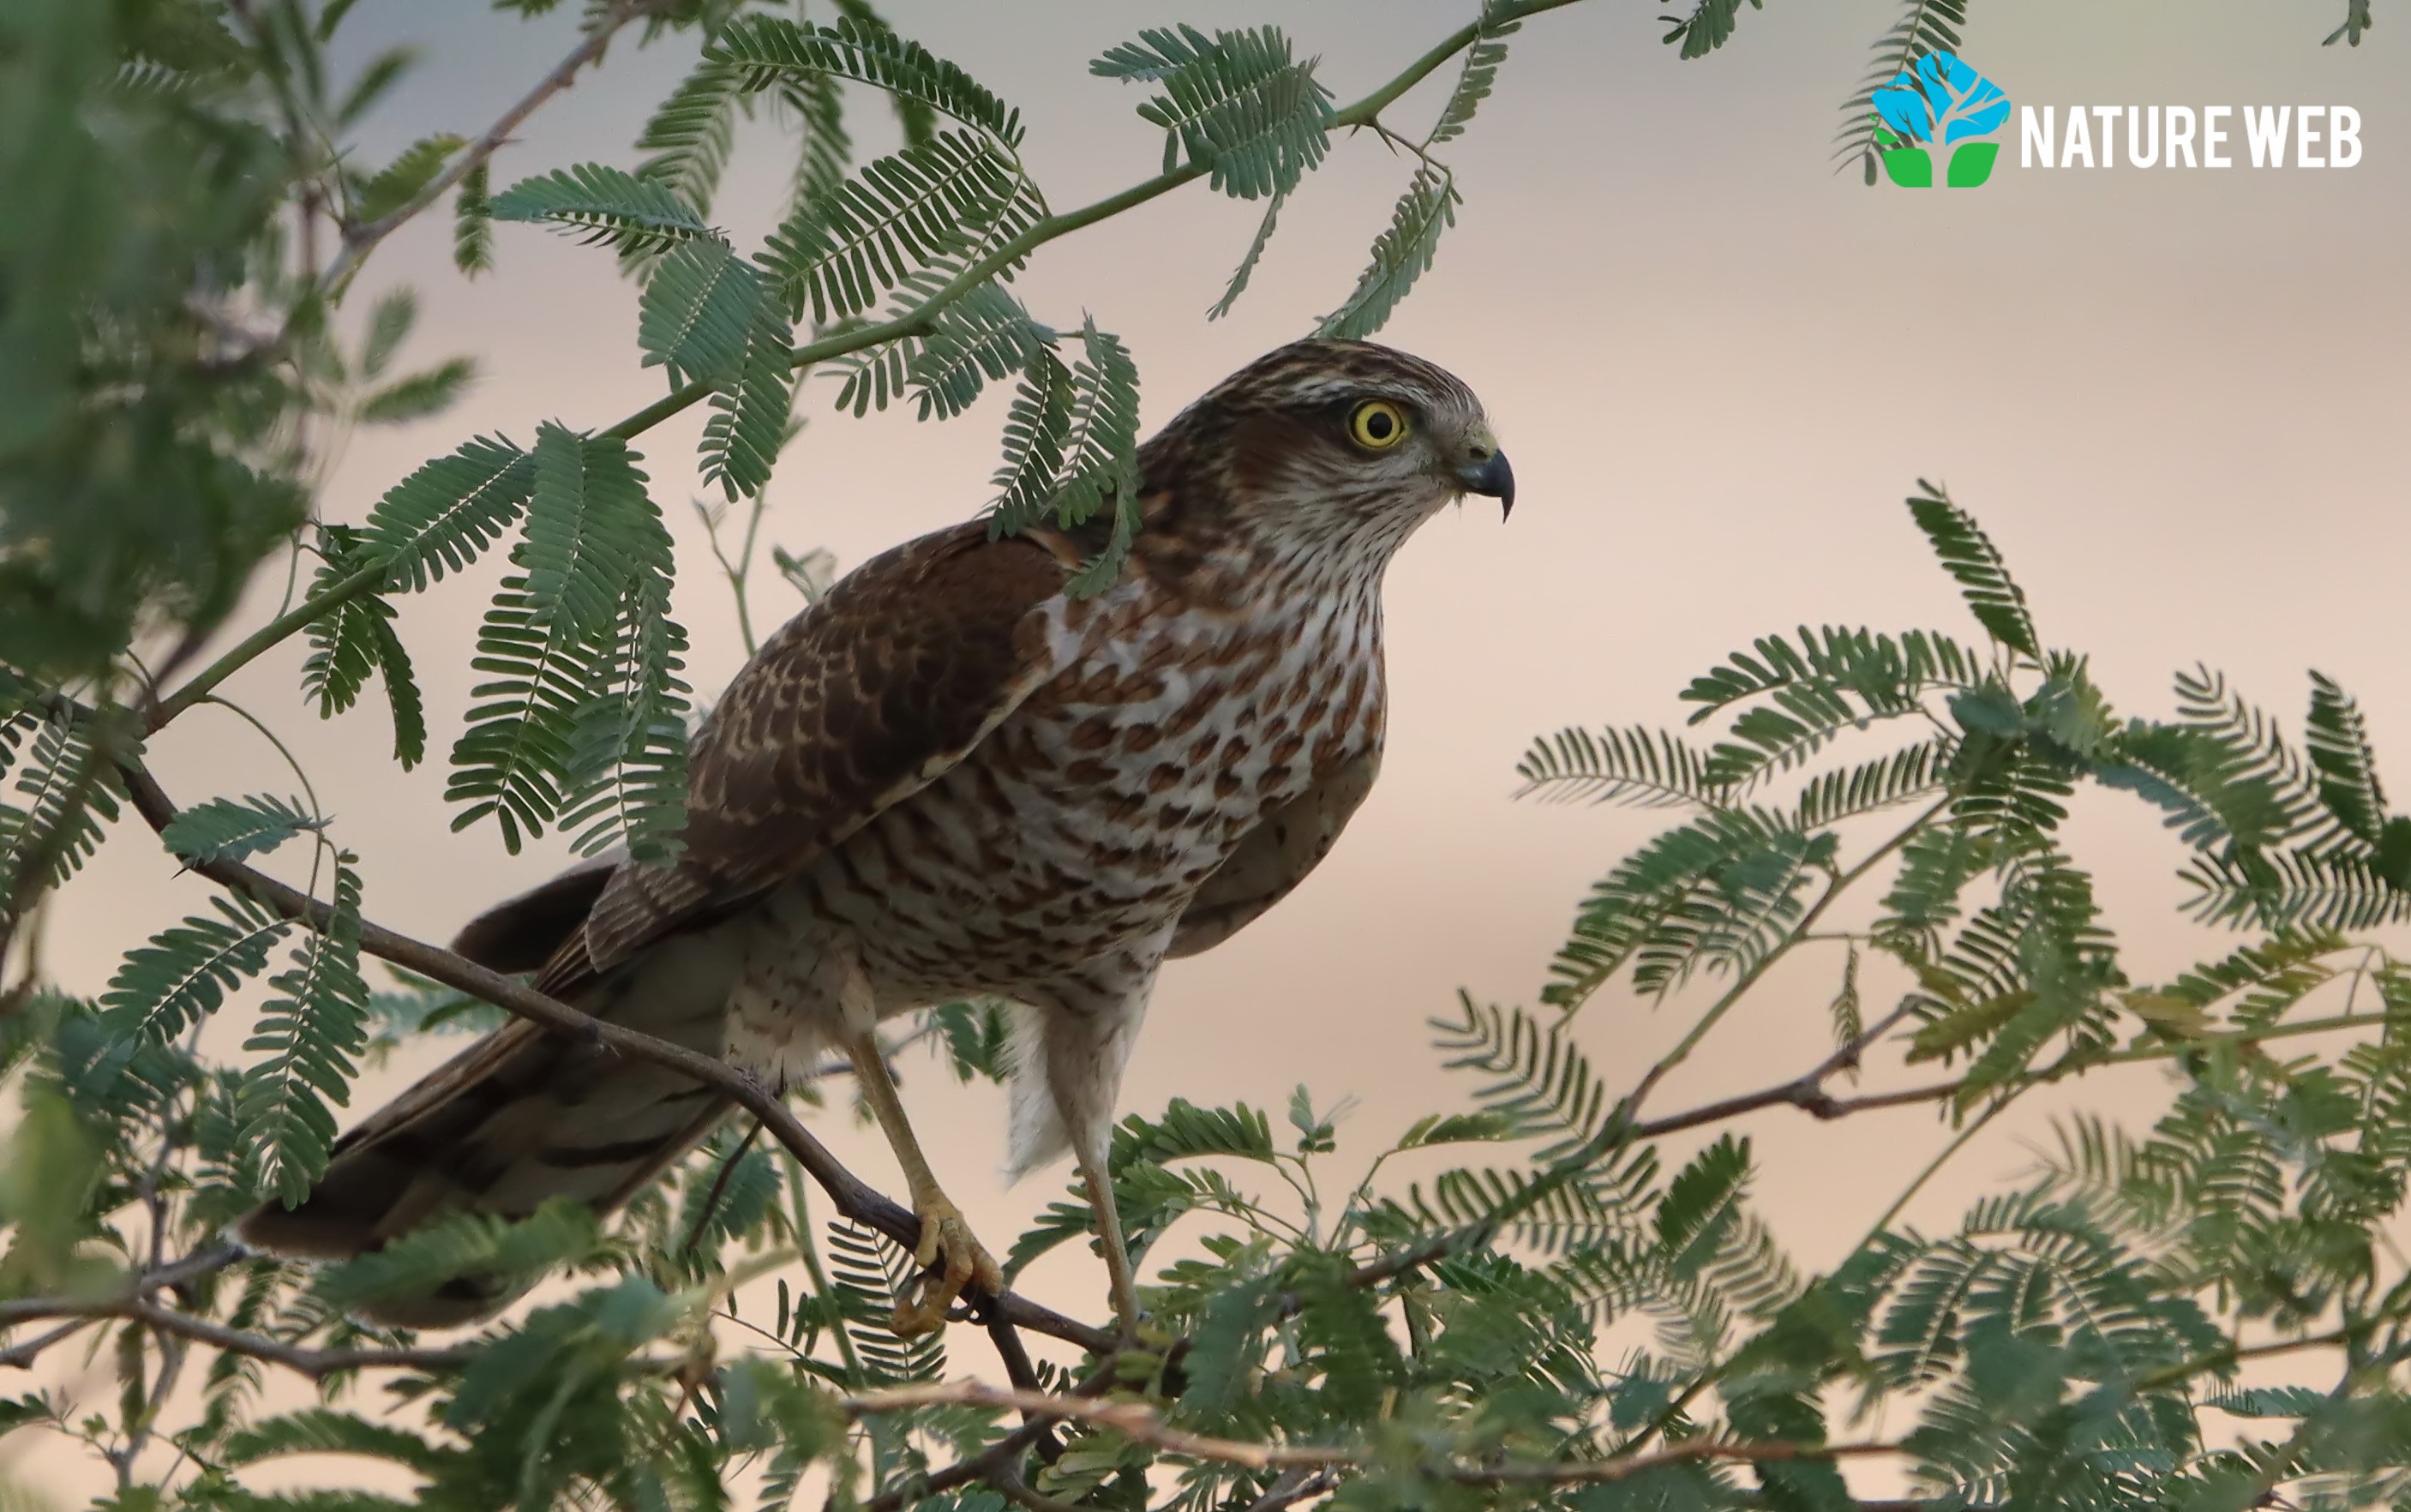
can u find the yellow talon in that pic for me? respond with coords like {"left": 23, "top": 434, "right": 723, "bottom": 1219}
{"left": 891, "top": 1192, "right": 1002, "bottom": 1338}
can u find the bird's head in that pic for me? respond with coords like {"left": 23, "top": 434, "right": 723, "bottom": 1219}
{"left": 1137, "top": 339, "right": 1513, "bottom": 558}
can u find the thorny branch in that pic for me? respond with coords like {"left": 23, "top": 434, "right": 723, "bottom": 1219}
{"left": 320, "top": 0, "right": 669, "bottom": 291}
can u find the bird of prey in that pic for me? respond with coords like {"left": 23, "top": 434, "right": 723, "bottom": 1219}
{"left": 241, "top": 338, "right": 1513, "bottom": 1339}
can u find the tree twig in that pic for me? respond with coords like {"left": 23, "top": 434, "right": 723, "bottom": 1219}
{"left": 843, "top": 1382, "right": 1905, "bottom": 1485}
{"left": 0, "top": 1296, "right": 466, "bottom": 1382}
{"left": 319, "top": 0, "right": 664, "bottom": 291}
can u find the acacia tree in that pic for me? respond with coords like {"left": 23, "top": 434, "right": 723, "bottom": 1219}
{"left": 0, "top": 2, "right": 2397, "bottom": 1509}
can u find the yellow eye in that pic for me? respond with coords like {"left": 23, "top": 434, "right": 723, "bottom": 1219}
{"left": 1347, "top": 399, "right": 1410, "bottom": 450}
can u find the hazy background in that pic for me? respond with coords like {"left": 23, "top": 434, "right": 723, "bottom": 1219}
{"left": 17, "top": 0, "right": 2411, "bottom": 1497}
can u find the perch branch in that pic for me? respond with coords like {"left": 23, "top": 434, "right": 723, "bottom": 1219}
{"left": 843, "top": 1382, "right": 1905, "bottom": 1485}
{"left": 112, "top": 755, "right": 1115, "bottom": 1357}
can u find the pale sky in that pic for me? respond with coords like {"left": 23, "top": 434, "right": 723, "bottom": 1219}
{"left": 17, "top": 0, "right": 2411, "bottom": 1497}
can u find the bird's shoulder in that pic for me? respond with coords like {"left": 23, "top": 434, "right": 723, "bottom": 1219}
{"left": 544, "top": 519, "right": 1084, "bottom": 992}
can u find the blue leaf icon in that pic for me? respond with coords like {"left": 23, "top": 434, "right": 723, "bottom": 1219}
{"left": 1870, "top": 79, "right": 1933, "bottom": 143}
{"left": 1914, "top": 51, "right": 2011, "bottom": 145}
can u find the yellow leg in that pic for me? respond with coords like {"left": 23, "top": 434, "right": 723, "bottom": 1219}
{"left": 845, "top": 1031, "right": 1002, "bottom": 1337}
{"left": 1077, "top": 1143, "right": 1144, "bottom": 1341}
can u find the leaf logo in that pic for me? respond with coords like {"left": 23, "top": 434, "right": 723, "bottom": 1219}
{"left": 1869, "top": 51, "right": 2012, "bottom": 188}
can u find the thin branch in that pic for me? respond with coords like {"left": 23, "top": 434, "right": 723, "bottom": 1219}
{"left": 139, "top": 0, "right": 1603, "bottom": 735}
{"left": 683, "top": 1119, "right": 767, "bottom": 1257}
{"left": 0, "top": 1296, "right": 465, "bottom": 1381}
{"left": 320, "top": 1, "right": 663, "bottom": 291}
{"left": 1240, "top": 1468, "right": 1340, "bottom": 1512}
{"left": 111, "top": 754, "right": 1116, "bottom": 1357}
{"left": 0, "top": 1318, "right": 97, "bottom": 1371}
{"left": 843, "top": 1382, "right": 1904, "bottom": 1485}
{"left": 1618, "top": 798, "right": 1952, "bottom": 1118}
{"left": 1629, "top": 1002, "right": 1920, "bottom": 1137}
{"left": 851, "top": 1366, "right": 1125, "bottom": 1512}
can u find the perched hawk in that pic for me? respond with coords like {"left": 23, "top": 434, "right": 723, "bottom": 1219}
{"left": 242, "top": 339, "right": 1513, "bottom": 1335}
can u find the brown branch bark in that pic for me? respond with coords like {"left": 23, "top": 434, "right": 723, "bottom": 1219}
{"left": 0, "top": 1296, "right": 465, "bottom": 1381}
{"left": 843, "top": 1382, "right": 1905, "bottom": 1485}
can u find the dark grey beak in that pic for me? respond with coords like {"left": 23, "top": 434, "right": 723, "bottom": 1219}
{"left": 1460, "top": 450, "right": 1514, "bottom": 519}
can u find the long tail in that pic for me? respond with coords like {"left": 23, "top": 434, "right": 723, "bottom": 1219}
{"left": 238, "top": 862, "right": 737, "bottom": 1327}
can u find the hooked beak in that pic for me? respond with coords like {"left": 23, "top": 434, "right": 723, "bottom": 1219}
{"left": 1457, "top": 447, "right": 1515, "bottom": 519}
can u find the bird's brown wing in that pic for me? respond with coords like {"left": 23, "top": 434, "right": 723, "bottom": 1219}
{"left": 1166, "top": 753, "right": 1380, "bottom": 958}
{"left": 539, "top": 519, "right": 1079, "bottom": 997}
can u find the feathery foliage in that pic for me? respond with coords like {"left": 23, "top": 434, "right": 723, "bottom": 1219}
{"left": 447, "top": 425, "right": 688, "bottom": 858}
{"left": 238, "top": 855, "right": 369, "bottom": 1203}
{"left": 634, "top": 55, "right": 745, "bottom": 215}
{"left": 489, "top": 162, "right": 720, "bottom": 255}
{"left": 1316, "top": 167, "right": 1460, "bottom": 341}
{"left": 1093, "top": 25, "right": 1333, "bottom": 200}
{"left": 1837, "top": 0, "right": 1970, "bottom": 183}
{"left": 1662, "top": 0, "right": 1769, "bottom": 60}
{"left": 758, "top": 129, "right": 1040, "bottom": 327}
{"left": 4, "top": 5, "right": 2396, "bottom": 1510}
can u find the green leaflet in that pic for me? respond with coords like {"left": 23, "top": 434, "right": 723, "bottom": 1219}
{"left": 362, "top": 435, "right": 538, "bottom": 592}
{"left": 1427, "top": 5, "right": 1523, "bottom": 147}
{"left": 350, "top": 131, "right": 463, "bottom": 225}
{"left": 1316, "top": 166, "right": 1460, "bottom": 341}
{"left": 709, "top": 13, "right": 1023, "bottom": 149}
{"left": 1545, "top": 807, "right": 1835, "bottom": 1007}
{"left": 1662, "top": 0, "right": 1768, "bottom": 59}
{"left": 521, "top": 423, "right": 656, "bottom": 643}
{"left": 2304, "top": 669, "right": 2389, "bottom": 847}
{"left": 1094, "top": 24, "right": 1332, "bottom": 200}
{"left": 159, "top": 793, "right": 320, "bottom": 866}
{"left": 302, "top": 526, "right": 427, "bottom": 766}
{"left": 453, "top": 158, "right": 493, "bottom": 275}
{"left": 357, "top": 356, "right": 475, "bottom": 425}
{"left": 556, "top": 570, "right": 692, "bottom": 862}
{"left": 903, "top": 284, "right": 1049, "bottom": 422}
{"left": 758, "top": 130, "right": 1039, "bottom": 327}
{"left": 825, "top": 1221, "right": 944, "bottom": 1386}
{"left": 1910, "top": 481, "right": 2042, "bottom": 657}
{"left": 1054, "top": 321, "right": 1143, "bottom": 595}
{"left": 1834, "top": 0, "right": 1970, "bottom": 183}
{"left": 223, "top": 1408, "right": 465, "bottom": 1479}
{"left": 634, "top": 54, "right": 746, "bottom": 215}
{"left": 489, "top": 162, "right": 719, "bottom": 255}
{"left": 698, "top": 291, "right": 795, "bottom": 501}
{"left": 984, "top": 341, "right": 1074, "bottom": 525}
{"left": 638, "top": 237, "right": 764, "bottom": 388}
{"left": 1517, "top": 723, "right": 1734, "bottom": 811}
{"left": 1205, "top": 187, "right": 1283, "bottom": 321}
{"left": 0, "top": 705, "right": 124, "bottom": 903}
{"left": 98, "top": 891, "right": 291, "bottom": 1054}
{"left": 313, "top": 1199, "right": 605, "bottom": 1317}
{"left": 237, "top": 854, "right": 369, "bottom": 1203}
{"left": 447, "top": 428, "right": 688, "bottom": 858}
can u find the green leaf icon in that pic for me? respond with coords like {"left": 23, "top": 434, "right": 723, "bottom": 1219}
{"left": 1947, "top": 141, "right": 2000, "bottom": 188}
{"left": 1880, "top": 147, "right": 1933, "bottom": 188}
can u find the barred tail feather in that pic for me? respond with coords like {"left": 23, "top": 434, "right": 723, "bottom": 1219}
{"left": 240, "top": 897, "right": 741, "bottom": 1327}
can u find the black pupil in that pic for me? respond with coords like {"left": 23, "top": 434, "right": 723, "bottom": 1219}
{"left": 1364, "top": 408, "right": 1394, "bottom": 440}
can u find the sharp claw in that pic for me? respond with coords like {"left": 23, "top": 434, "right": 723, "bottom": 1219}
{"left": 891, "top": 1199, "right": 999, "bottom": 1338}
